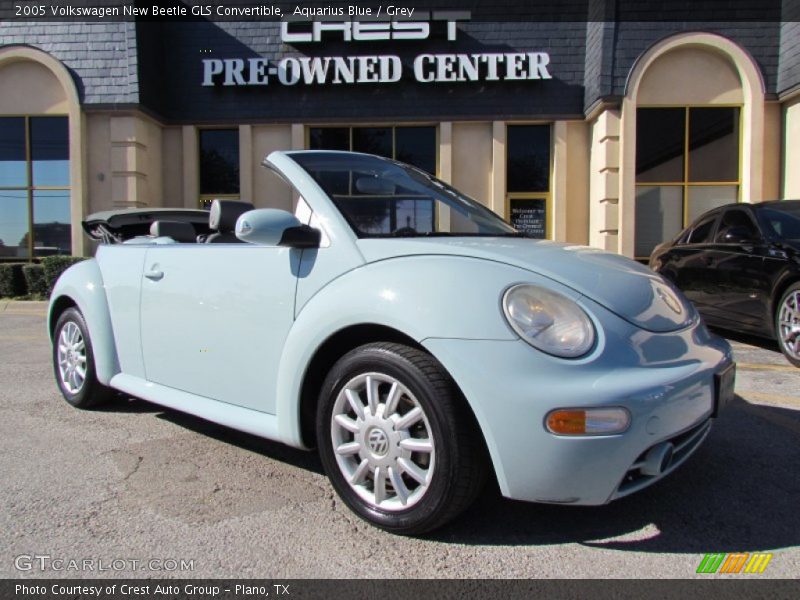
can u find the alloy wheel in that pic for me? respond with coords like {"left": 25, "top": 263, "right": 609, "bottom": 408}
{"left": 330, "top": 372, "right": 435, "bottom": 511}
{"left": 57, "top": 321, "right": 87, "bottom": 394}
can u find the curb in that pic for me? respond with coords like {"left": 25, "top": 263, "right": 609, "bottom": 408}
{"left": 0, "top": 300, "right": 48, "bottom": 314}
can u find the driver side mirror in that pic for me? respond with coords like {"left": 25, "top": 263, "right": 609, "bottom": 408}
{"left": 722, "top": 226, "right": 758, "bottom": 244}
{"left": 235, "top": 209, "right": 320, "bottom": 249}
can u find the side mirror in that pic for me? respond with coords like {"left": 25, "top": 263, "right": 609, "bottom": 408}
{"left": 722, "top": 226, "right": 757, "bottom": 244}
{"left": 235, "top": 209, "right": 321, "bottom": 249}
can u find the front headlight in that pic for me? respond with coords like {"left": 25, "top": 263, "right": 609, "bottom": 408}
{"left": 502, "top": 284, "right": 595, "bottom": 358}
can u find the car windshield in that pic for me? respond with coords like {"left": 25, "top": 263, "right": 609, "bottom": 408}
{"left": 290, "top": 152, "right": 520, "bottom": 238}
{"left": 757, "top": 204, "right": 800, "bottom": 240}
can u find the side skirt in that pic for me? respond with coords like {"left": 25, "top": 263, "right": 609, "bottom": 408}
{"left": 109, "top": 373, "right": 284, "bottom": 443}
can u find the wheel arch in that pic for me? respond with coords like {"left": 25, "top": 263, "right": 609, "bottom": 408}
{"left": 295, "top": 324, "right": 441, "bottom": 447}
{"left": 48, "top": 295, "right": 77, "bottom": 338}
{"left": 48, "top": 259, "right": 120, "bottom": 385}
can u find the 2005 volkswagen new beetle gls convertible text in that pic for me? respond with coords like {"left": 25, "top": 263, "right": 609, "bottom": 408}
{"left": 49, "top": 151, "right": 735, "bottom": 534}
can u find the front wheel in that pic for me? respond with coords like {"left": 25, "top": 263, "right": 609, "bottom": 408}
{"left": 317, "top": 343, "right": 488, "bottom": 535}
{"left": 52, "top": 307, "right": 115, "bottom": 408}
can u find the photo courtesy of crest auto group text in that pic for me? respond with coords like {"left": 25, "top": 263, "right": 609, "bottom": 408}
{"left": 0, "top": 0, "right": 799, "bottom": 596}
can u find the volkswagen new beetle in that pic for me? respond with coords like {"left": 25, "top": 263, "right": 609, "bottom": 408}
{"left": 49, "top": 151, "right": 735, "bottom": 534}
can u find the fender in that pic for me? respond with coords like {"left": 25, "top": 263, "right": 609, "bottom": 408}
{"left": 48, "top": 259, "right": 120, "bottom": 386}
{"left": 273, "top": 255, "right": 578, "bottom": 448}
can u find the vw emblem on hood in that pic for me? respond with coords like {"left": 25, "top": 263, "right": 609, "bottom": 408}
{"left": 656, "top": 284, "right": 683, "bottom": 315}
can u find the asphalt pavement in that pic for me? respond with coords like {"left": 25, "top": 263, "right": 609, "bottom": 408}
{"left": 1, "top": 301, "right": 798, "bottom": 579}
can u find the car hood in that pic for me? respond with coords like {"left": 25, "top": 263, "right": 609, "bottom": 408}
{"left": 357, "top": 238, "right": 694, "bottom": 333}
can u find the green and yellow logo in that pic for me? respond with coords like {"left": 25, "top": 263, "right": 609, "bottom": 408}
{"left": 696, "top": 552, "right": 773, "bottom": 574}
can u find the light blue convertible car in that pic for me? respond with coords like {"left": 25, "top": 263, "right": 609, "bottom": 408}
{"left": 50, "top": 151, "right": 735, "bottom": 534}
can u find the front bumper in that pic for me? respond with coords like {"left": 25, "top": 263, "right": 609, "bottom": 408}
{"left": 422, "top": 302, "right": 732, "bottom": 505}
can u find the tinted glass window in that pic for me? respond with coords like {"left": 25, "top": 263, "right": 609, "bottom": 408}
{"left": 634, "top": 186, "right": 683, "bottom": 257}
{"left": 507, "top": 125, "right": 550, "bottom": 193}
{"left": 31, "top": 117, "right": 69, "bottom": 187}
{"left": 0, "top": 116, "right": 71, "bottom": 259}
{"left": 758, "top": 205, "right": 800, "bottom": 240}
{"left": 292, "top": 152, "right": 517, "bottom": 238}
{"left": 0, "top": 190, "right": 30, "bottom": 258}
{"left": 395, "top": 127, "right": 436, "bottom": 175}
{"left": 715, "top": 209, "right": 759, "bottom": 242}
{"left": 310, "top": 126, "right": 436, "bottom": 175}
{"left": 33, "top": 190, "right": 71, "bottom": 256}
{"left": 352, "top": 127, "right": 392, "bottom": 158}
{"left": 636, "top": 108, "right": 684, "bottom": 183}
{"left": 688, "top": 108, "right": 740, "bottom": 182}
{"left": 688, "top": 215, "right": 717, "bottom": 244}
{"left": 199, "top": 130, "right": 239, "bottom": 195}
{"left": 309, "top": 127, "right": 349, "bottom": 151}
{"left": 0, "top": 117, "right": 26, "bottom": 187}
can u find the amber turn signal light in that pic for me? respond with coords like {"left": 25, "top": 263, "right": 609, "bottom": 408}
{"left": 545, "top": 408, "right": 630, "bottom": 436}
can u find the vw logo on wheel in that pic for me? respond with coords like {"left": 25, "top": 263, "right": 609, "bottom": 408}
{"left": 367, "top": 428, "right": 389, "bottom": 456}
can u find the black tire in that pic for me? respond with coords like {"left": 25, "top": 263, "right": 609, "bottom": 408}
{"left": 317, "top": 342, "right": 489, "bottom": 535}
{"left": 775, "top": 283, "right": 800, "bottom": 367}
{"left": 52, "top": 307, "right": 115, "bottom": 408}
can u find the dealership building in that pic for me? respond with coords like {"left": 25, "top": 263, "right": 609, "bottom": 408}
{"left": 1, "top": 1, "right": 800, "bottom": 259}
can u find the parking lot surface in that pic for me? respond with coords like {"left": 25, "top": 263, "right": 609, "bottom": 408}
{"left": 1, "top": 302, "right": 798, "bottom": 578}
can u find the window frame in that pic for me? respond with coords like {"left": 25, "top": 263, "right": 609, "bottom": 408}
{"left": 505, "top": 123, "right": 553, "bottom": 240}
{"left": 0, "top": 114, "right": 71, "bottom": 261}
{"left": 635, "top": 104, "right": 743, "bottom": 259}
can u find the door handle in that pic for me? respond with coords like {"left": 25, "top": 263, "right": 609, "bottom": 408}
{"left": 144, "top": 269, "right": 164, "bottom": 281}
{"left": 703, "top": 256, "right": 714, "bottom": 266}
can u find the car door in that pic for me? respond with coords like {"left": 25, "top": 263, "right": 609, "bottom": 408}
{"left": 139, "top": 244, "right": 300, "bottom": 414}
{"left": 705, "top": 208, "right": 769, "bottom": 329}
{"left": 667, "top": 212, "right": 721, "bottom": 313}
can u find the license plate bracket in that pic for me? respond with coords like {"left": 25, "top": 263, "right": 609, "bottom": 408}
{"left": 713, "top": 363, "right": 736, "bottom": 417}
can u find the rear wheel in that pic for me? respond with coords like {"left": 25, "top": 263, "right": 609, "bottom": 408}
{"left": 317, "top": 342, "right": 488, "bottom": 535}
{"left": 53, "top": 307, "right": 115, "bottom": 408}
{"left": 776, "top": 283, "right": 800, "bottom": 367}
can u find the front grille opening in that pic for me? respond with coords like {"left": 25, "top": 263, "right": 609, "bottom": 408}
{"left": 617, "top": 418, "right": 711, "bottom": 496}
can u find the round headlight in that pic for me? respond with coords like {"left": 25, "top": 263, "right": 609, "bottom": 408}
{"left": 502, "top": 284, "right": 595, "bottom": 358}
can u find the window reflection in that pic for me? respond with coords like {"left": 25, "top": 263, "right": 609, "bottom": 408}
{"left": 0, "top": 118, "right": 26, "bottom": 188}
{"left": 0, "top": 190, "right": 30, "bottom": 258}
{"left": 31, "top": 117, "right": 69, "bottom": 187}
{"left": 0, "top": 116, "right": 71, "bottom": 259}
{"left": 33, "top": 190, "right": 71, "bottom": 256}
{"left": 635, "top": 107, "right": 740, "bottom": 257}
{"left": 636, "top": 108, "right": 684, "bottom": 183}
{"left": 688, "top": 108, "right": 740, "bottom": 182}
{"left": 634, "top": 186, "right": 683, "bottom": 258}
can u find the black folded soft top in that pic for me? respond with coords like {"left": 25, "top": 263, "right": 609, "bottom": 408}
{"left": 82, "top": 208, "right": 210, "bottom": 243}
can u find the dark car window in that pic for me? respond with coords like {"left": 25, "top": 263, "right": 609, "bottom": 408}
{"left": 715, "top": 209, "right": 760, "bottom": 242}
{"left": 686, "top": 215, "right": 718, "bottom": 244}
{"left": 758, "top": 205, "right": 800, "bottom": 240}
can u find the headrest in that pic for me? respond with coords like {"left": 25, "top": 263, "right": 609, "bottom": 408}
{"left": 209, "top": 199, "right": 255, "bottom": 232}
{"left": 149, "top": 220, "right": 197, "bottom": 243}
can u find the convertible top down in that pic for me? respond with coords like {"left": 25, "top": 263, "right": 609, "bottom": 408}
{"left": 49, "top": 150, "right": 734, "bottom": 534}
